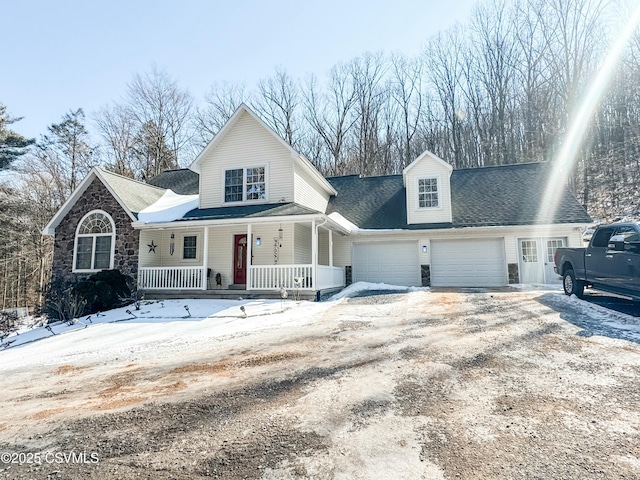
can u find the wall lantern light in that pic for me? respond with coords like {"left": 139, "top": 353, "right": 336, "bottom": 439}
{"left": 256, "top": 237, "right": 262, "bottom": 246}
{"left": 422, "top": 245, "right": 428, "bottom": 253}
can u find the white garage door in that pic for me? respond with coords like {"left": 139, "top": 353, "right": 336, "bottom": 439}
{"left": 353, "top": 241, "right": 420, "bottom": 287}
{"left": 430, "top": 238, "right": 506, "bottom": 287}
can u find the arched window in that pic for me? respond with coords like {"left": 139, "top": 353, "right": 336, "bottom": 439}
{"left": 73, "top": 211, "right": 115, "bottom": 271}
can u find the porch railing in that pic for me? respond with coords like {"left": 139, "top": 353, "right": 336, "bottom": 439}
{"left": 249, "top": 265, "right": 314, "bottom": 290}
{"left": 317, "top": 265, "right": 345, "bottom": 290}
{"left": 138, "top": 266, "right": 203, "bottom": 290}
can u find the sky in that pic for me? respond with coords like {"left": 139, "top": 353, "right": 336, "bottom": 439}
{"left": 2, "top": 0, "right": 479, "bottom": 140}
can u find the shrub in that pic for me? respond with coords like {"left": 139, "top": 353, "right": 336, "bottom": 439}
{"left": 44, "top": 270, "right": 133, "bottom": 321}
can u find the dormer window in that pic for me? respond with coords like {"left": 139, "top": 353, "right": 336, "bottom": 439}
{"left": 418, "top": 177, "right": 439, "bottom": 208}
{"left": 225, "top": 166, "right": 266, "bottom": 203}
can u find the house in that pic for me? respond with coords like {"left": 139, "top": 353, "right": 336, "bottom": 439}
{"left": 43, "top": 104, "right": 592, "bottom": 298}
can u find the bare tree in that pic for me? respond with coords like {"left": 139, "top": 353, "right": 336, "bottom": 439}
{"left": 195, "top": 82, "right": 248, "bottom": 147}
{"left": 303, "top": 65, "right": 358, "bottom": 175}
{"left": 94, "top": 104, "right": 137, "bottom": 177}
{"left": 390, "top": 53, "right": 424, "bottom": 168}
{"left": 253, "top": 67, "right": 300, "bottom": 148}
{"left": 425, "top": 26, "right": 467, "bottom": 168}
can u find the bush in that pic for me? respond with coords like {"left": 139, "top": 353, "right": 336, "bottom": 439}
{"left": 44, "top": 270, "right": 133, "bottom": 321}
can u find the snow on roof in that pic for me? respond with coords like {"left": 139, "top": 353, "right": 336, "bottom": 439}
{"left": 328, "top": 212, "right": 359, "bottom": 233}
{"left": 138, "top": 190, "right": 199, "bottom": 223}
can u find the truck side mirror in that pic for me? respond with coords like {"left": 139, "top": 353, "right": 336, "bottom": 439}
{"left": 608, "top": 234, "right": 625, "bottom": 251}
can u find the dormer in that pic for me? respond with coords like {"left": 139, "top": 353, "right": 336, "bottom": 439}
{"left": 189, "top": 104, "right": 335, "bottom": 211}
{"left": 403, "top": 151, "right": 453, "bottom": 224}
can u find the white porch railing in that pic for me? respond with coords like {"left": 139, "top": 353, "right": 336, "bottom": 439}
{"left": 249, "top": 265, "right": 314, "bottom": 290}
{"left": 317, "top": 265, "right": 345, "bottom": 290}
{"left": 138, "top": 266, "right": 203, "bottom": 290}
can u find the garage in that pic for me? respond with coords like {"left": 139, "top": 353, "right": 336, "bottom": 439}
{"left": 352, "top": 241, "right": 421, "bottom": 286}
{"left": 430, "top": 238, "right": 506, "bottom": 287}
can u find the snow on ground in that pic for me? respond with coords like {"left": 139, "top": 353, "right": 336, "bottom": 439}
{"left": 1, "top": 282, "right": 639, "bottom": 370}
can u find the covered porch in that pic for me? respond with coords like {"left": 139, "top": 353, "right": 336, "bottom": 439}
{"left": 136, "top": 218, "right": 346, "bottom": 295}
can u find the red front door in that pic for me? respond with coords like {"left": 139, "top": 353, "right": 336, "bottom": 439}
{"left": 233, "top": 234, "right": 248, "bottom": 284}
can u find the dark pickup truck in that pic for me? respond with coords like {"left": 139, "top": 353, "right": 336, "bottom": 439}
{"left": 554, "top": 223, "right": 640, "bottom": 301}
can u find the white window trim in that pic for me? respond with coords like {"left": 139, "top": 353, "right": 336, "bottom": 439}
{"left": 223, "top": 165, "right": 268, "bottom": 205}
{"left": 416, "top": 175, "right": 442, "bottom": 210}
{"left": 180, "top": 232, "right": 202, "bottom": 263}
{"left": 72, "top": 209, "right": 116, "bottom": 273}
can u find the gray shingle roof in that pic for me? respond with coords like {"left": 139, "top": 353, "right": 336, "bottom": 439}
{"left": 327, "top": 162, "right": 591, "bottom": 229}
{"left": 98, "top": 169, "right": 166, "bottom": 216}
{"left": 181, "top": 202, "right": 321, "bottom": 221}
{"left": 147, "top": 168, "right": 199, "bottom": 195}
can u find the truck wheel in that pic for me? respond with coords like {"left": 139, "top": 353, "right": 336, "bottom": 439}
{"left": 563, "top": 269, "right": 584, "bottom": 298}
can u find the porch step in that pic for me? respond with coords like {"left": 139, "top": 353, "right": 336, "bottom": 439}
{"left": 141, "top": 289, "right": 320, "bottom": 301}
{"left": 228, "top": 284, "right": 247, "bottom": 290}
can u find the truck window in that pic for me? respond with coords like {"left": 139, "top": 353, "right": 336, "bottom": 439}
{"left": 591, "top": 227, "right": 615, "bottom": 248}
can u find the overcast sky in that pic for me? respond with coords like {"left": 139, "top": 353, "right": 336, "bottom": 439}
{"left": 3, "top": 0, "right": 479, "bottom": 139}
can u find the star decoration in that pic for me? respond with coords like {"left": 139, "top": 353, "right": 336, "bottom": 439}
{"left": 148, "top": 240, "right": 157, "bottom": 253}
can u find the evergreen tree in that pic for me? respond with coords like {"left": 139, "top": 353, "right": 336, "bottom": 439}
{"left": 0, "top": 103, "right": 34, "bottom": 169}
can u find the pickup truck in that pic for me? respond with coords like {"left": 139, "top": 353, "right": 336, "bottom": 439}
{"left": 554, "top": 222, "right": 640, "bottom": 301}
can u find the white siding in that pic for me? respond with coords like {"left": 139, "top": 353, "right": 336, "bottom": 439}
{"left": 198, "top": 111, "right": 294, "bottom": 208}
{"left": 294, "top": 223, "right": 312, "bottom": 264}
{"left": 332, "top": 234, "right": 351, "bottom": 267}
{"left": 324, "top": 225, "right": 583, "bottom": 269}
{"left": 318, "top": 231, "right": 329, "bottom": 265}
{"left": 293, "top": 164, "right": 330, "bottom": 212}
{"left": 405, "top": 158, "right": 452, "bottom": 224}
{"left": 139, "top": 230, "right": 162, "bottom": 267}
{"left": 139, "top": 229, "right": 205, "bottom": 268}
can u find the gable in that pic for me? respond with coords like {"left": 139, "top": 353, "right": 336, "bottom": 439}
{"left": 403, "top": 151, "right": 453, "bottom": 224}
{"left": 43, "top": 167, "right": 167, "bottom": 235}
{"left": 196, "top": 110, "right": 295, "bottom": 209}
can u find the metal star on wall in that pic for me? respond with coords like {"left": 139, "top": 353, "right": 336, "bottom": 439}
{"left": 148, "top": 240, "right": 157, "bottom": 253}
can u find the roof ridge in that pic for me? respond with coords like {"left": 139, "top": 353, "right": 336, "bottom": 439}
{"left": 97, "top": 167, "right": 168, "bottom": 192}
{"left": 453, "top": 162, "right": 545, "bottom": 172}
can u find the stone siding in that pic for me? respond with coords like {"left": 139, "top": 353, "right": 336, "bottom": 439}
{"left": 52, "top": 178, "right": 139, "bottom": 283}
{"left": 508, "top": 263, "right": 520, "bottom": 284}
{"left": 421, "top": 265, "right": 431, "bottom": 287}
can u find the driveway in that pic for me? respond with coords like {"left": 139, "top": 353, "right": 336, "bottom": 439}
{"left": 0, "top": 289, "right": 639, "bottom": 479}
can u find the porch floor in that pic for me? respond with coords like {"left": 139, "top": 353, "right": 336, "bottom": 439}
{"left": 141, "top": 288, "right": 323, "bottom": 301}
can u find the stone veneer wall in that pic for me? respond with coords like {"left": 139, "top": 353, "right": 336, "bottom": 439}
{"left": 421, "top": 265, "right": 431, "bottom": 287}
{"left": 51, "top": 178, "right": 140, "bottom": 283}
{"left": 508, "top": 263, "right": 520, "bottom": 284}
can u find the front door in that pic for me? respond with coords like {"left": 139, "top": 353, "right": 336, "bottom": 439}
{"left": 233, "top": 234, "right": 248, "bottom": 285}
{"left": 519, "top": 239, "right": 544, "bottom": 284}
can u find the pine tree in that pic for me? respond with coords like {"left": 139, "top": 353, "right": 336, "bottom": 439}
{"left": 0, "top": 103, "right": 34, "bottom": 169}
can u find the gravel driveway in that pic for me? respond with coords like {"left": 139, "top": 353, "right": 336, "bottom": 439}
{"left": 1, "top": 289, "right": 639, "bottom": 479}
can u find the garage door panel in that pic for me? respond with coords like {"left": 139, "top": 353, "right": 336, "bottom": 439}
{"left": 353, "top": 241, "right": 420, "bottom": 287}
{"left": 431, "top": 239, "right": 506, "bottom": 287}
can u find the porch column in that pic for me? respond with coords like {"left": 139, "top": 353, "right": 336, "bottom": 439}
{"left": 201, "top": 226, "right": 209, "bottom": 290}
{"left": 328, "top": 229, "right": 334, "bottom": 267}
{"left": 246, "top": 223, "right": 252, "bottom": 288}
{"left": 311, "top": 220, "right": 317, "bottom": 289}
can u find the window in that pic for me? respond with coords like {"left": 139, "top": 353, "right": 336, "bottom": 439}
{"left": 546, "top": 239, "right": 565, "bottom": 263}
{"left": 418, "top": 178, "right": 439, "bottom": 208}
{"left": 521, "top": 240, "right": 538, "bottom": 263}
{"left": 183, "top": 235, "right": 197, "bottom": 259}
{"left": 225, "top": 169, "right": 243, "bottom": 202}
{"left": 74, "top": 211, "right": 114, "bottom": 271}
{"left": 225, "top": 167, "right": 266, "bottom": 203}
{"left": 591, "top": 227, "right": 615, "bottom": 248}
